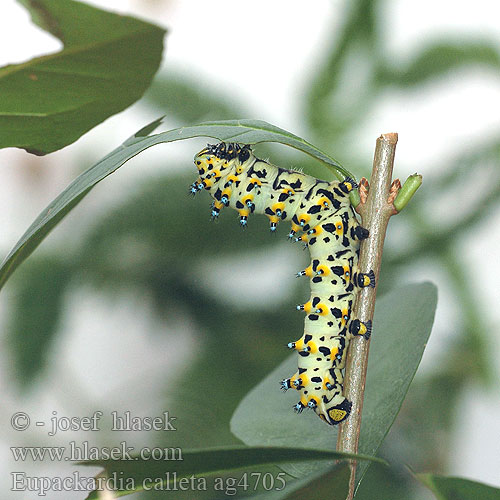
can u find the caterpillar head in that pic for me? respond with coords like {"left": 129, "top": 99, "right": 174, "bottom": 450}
{"left": 195, "top": 142, "right": 251, "bottom": 163}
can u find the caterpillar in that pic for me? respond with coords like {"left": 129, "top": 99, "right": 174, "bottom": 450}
{"left": 191, "top": 142, "right": 375, "bottom": 426}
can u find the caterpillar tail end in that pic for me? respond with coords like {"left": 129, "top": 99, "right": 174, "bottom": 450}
{"left": 324, "top": 398, "right": 352, "bottom": 425}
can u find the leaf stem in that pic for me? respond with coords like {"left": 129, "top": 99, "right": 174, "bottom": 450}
{"left": 336, "top": 133, "right": 400, "bottom": 499}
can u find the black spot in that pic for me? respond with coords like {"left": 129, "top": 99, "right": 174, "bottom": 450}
{"left": 312, "top": 277, "right": 322, "bottom": 283}
{"left": 298, "top": 351, "right": 310, "bottom": 357}
{"left": 308, "top": 314, "right": 319, "bottom": 321}
{"left": 312, "top": 297, "right": 320, "bottom": 306}
{"left": 311, "top": 376, "right": 322, "bottom": 383}
{"left": 236, "top": 200, "right": 244, "bottom": 209}
{"left": 331, "top": 308, "right": 342, "bottom": 318}
{"left": 324, "top": 237, "right": 331, "bottom": 243}
{"left": 307, "top": 205, "right": 321, "bottom": 214}
{"left": 304, "top": 334, "right": 312, "bottom": 343}
{"left": 319, "top": 347, "right": 331, "bottom": 356}
{"left": 332, "top": 266, "right": 344, "bottom": 276}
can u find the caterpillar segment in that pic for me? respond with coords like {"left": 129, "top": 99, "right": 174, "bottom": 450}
{"left": 192, "top": 142, "right": 375, "bottom": 426}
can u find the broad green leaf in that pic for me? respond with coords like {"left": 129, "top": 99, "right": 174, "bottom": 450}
{"left": 0, "top": 0, "right": 165, "bottom": 154}
{"left": 248, "top": 464, "right": 350, "bottom": 500}
{"left": 416, "top": 473, "right": 500, "bottom": 500}
{"left": 0, "top": 119, "right": 351, "bottom": 291}
{"left": 79, "top": 446, "right": 382, "bottom": 499}
{"left": 230, "top": 283, "right": 437, "bottom": 490}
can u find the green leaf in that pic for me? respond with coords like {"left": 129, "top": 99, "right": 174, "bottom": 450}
{"left": 230, "top": 283, "right": 437, "bottom": 487}
{"left": 280, "top": 464, "right": 350, "bottom": 500}
{"left": 0, "top": 0, "right": 165, "bottom": 154}
{"left": 416, "top": 473, "right": 500, "bottom": 500}
{"left": 79, "top": 446, "right": 382, "bottom": 499}
{"left": 248, "top": 464, "right": 350, "bottom": 500}
{"left": 0, "top": 119, "right": 351, "bottom": 291}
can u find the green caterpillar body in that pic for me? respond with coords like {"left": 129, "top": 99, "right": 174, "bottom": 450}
{"left": 191, "top": 142, "right": 374, "bottom": 425}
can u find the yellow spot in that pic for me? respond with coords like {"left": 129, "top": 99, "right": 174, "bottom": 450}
{"left": 336, "top": 221, "right": 343, "bottom": 236}
{"left": 227, "top": 175, "right": 239, "bottom": 184}
{"left": 316, "top": 304, "right": 328, "bottom": 316}
{"left": 271, "top": 202, "right": 285, "bottom": 213}
{"left": 213, "top": 200, "right": 224, "bottom": 209}
{"left": 238, "top": 209, "right": 249, "bottom": 217}
{"left": 236, "top": 166, "right": 244, "bottom": 174}
{"left": 302, "top": 301, "right": 313, "bottom": 314}
{"left": 317, "top": 196, "right": 330, "bottom": 208}
{"left": 250, "top": 178, "right": 262, "bottom": 187}
{"left": 358, "top": 323, "right": 367, "bottom": 335}
{"left": 305, "top": 341, "right": 317, "bottom": 353}
{"left": 282, "top": 188, "right": 295, "bottom": 195}
{"left": 343, "top": 265, "right": 351, "bottom": 281}
{"left": 298, "top": 214, "right": 311, "bottom": 225}
{"left": 294, "top": 338, "right": 304, "bottom": 350}
{"left": 329, "top": 408, "right": 347, "bottom": 422}
{"left": 290, "top": 223, "right": 300, "bottom": 233}
{"left": 242, "top": 194, "right": 254, "bottom": 205}
{"left": 341, "top": 308, "right": 349, "bottom": 326}
{"left": 304, "top": 266, "right": 313, "bottom": 277}
{"left": 268, "top": 215, "right": 279, "bottom": 223}
{"left": 300, "top": 395, "right": 308, "bottom": 406}
{"left": 316, "top": 265, "right": 329, "bottom": 276}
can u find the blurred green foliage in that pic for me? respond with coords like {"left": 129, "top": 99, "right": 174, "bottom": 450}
{"left": 5, "top": 0, "right": 500, "bottom": 498}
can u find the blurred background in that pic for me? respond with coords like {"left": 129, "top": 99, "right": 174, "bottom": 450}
{"left": 1, "top": 0, "right": 500, "bottom": 499}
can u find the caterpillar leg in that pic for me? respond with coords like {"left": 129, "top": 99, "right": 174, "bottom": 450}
{"left": 351, "top": 225, "right": 370, "bottom": 241}
{"left": 349, "top": 319, "right": 372, "bottom": 339}
{"left": 355, "top": 270, "right": 376, "bottom": 288}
